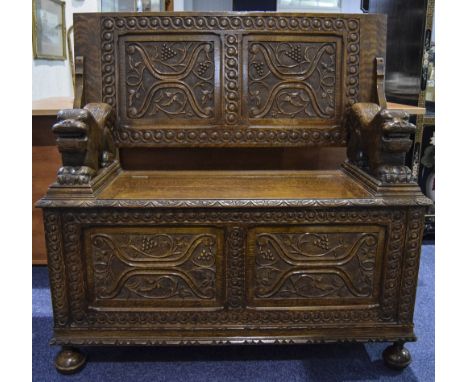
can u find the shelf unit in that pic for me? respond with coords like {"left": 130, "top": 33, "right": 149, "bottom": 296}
{"left": 369, "top": 0, "right": 435, "bottom": 236}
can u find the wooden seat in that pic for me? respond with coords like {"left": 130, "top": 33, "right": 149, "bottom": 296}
{"left": 37, "top": 12, "right": 431, "bottom": 374}
{"left": 98, "top": 170, "right": 370, "bottom": 201}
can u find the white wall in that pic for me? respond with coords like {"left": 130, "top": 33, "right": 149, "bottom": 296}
{"left": 32, "top": 0, "right": 361, "bottom": 100}
{"left": 277, "top": 0, "right": 362, "bottom": 13}
{"left": 182, "top": 0, "right": 232, "bottom": 11}
{"left": 32, "top": 0, "right": 100, "bottom": 100}
{"left": 341, "top": 0, "right": 363, "bottom": 13}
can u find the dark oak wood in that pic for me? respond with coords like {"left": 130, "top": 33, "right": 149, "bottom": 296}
{"left": 382, "top": 342, "right": 412, "bottom": 370}
{"left": 119, "top": 147, "right": 347, "bottom": 171}
{"left": 37, "top": 12, "right": 431, "bottom": 373}
{"left": 99, "top": 170, "right": 371, "bottom": 200}
{"left": 73, "top": 12, "right": 386, "bottom": 148}
{"left": 54, "top": 347, "right": 86, "bottom": 374}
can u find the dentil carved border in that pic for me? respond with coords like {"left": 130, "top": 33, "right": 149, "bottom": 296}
{"left": 49, "top": 207, "right": 412, "bottom": 329}
{"left": 100, "top": 14, "right": 359, "bottom": 147}
{"left": 37, "top": 196, "right": 433, "bottom": 209}
{"left": 51, "top": 335, "right": 416, "bottom": 347}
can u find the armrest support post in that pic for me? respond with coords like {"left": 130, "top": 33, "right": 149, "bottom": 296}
{"left": 52, "top": 103, "right": 117, "bottom": 185}
{"left": 345, "top": 57, "right": 416, "bottom": 184}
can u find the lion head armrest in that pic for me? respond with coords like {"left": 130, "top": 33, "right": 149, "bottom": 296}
{"left": 346, "top": 102, "right": 416, "bottom": 184}
{"left": 52, "top": 103, "right": 117, "bottom": 186}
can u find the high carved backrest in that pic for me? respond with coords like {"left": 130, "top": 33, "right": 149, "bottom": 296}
{"left": 74, "top": 12, "right": 386, "bottom": 148}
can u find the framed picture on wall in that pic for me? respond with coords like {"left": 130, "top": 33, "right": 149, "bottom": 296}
{"left": 32, "top": 0, "right": 66, "bottom": 60}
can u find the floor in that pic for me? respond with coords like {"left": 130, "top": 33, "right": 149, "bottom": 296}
{"left": 32, "top": 245, "right": 434, "bottom": 382}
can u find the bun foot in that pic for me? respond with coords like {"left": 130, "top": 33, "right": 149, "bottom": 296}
{"left": 55, "top": 347, "right": 87, "bottom": 374}
{"left": 382, "top": 342, "right": 411, "bottom": 370}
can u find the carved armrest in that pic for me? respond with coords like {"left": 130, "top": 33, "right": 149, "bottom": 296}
{"left": 52, "top": 103, "right": 117, "bottom": 185}
{"left": 346, "top": 102, "right": 416, "bottom": 184}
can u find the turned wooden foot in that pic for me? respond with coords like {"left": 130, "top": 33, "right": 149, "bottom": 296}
{"left": 382, "top": 342, "right": 412, "bottom": 370}
{"left": 55, "top": 347, "right": 87, "bottom": 374}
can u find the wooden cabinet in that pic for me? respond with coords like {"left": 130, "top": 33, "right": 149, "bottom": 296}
{"left": 32, "top": 97, "right": 73, "bottom": 264}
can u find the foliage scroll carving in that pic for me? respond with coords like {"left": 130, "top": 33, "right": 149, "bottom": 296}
{"left": 248, "top": 41, "right": 338, "bottom": 120}
{"left": 253, "top": 231, "right": 379, "bottom": 300}
{"left": 124, "top": 40, "right": 216, "bottom": 121}
{"left": 100, "top": 14, "right": 360, "bottom": 147}
{"left": 90, "top": 231, "right": 218, "bottom": 301}
{"left": 50, "top": 207, "right": 414, "bottom": 329}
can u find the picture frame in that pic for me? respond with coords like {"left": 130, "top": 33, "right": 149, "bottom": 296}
{"left": 32, "top": 0, "right": 66, "bottom": 60}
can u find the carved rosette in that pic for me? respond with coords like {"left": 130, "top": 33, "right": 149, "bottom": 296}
{"left": 345, "top": 19, "right": 360, "bottom": 108}
{"left": 224, "top": 34, "right": 240, "bottom": 125}
{"left": 101, "top": 19, "right": 116, "bottom": 107}
{"left": 226, "top": 227, "right": 245, "bottom": 309}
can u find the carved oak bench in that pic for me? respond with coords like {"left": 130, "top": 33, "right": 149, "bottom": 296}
{"left": 37, "top": 12, "right": 431, "bottom": 374}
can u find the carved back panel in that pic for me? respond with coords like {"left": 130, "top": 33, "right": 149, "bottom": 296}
{"left": 74, "top": 12, "right": 386, "bottom": 147}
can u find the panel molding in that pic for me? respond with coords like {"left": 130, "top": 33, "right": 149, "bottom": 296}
{"left": 45, "top": 207, "right": 411, "bottom": 329}
{"left": 85, "top": 227, "right": 224, "bottom": 308}
{"left": 100, "top": 14, "right": 360, "bottom": 147}
{"left": 247, "top": 225, "right": 385, "bottom": 307}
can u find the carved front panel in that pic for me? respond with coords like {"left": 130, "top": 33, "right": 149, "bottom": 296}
{"left": 246, "top": 36, "right": 341, "bottom": 123}
{"left": 50, "top": 208, "right": 412, "bottom": 330}
{"left": 85, "top": 227, "right": 224, "bottom": 309}
{"left": 118, "top": 35, "right": 220, "bottom": 125}
{"left": 247, "top": 225, "right": 385, "bottom": 307}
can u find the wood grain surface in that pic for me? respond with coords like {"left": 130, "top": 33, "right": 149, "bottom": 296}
{"left": 99, "top": 170, "right": 370, "bottom": 200}
{"left": 37, "top": 12, "right": 428, "bottom": 373}
{"left": 32, "top": 146, "right": 61, "bottom": 264}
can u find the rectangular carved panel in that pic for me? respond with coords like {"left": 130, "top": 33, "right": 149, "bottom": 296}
{"left": 55, "top": 208, "right": 407, "bottom": 329}
{"left": 245, "top": 36, "right": 342, "bottom": 123}
{"left": 98, "top": 14, "right": 372, "bottom": 147}
{"left": 118, "top": 35, "right": 220, "bottom": 125}
{"left": 247, "top": 225, "right": 385, "bottom": 308}
{"left": 84, "top": 227, "right": 224, "bottom": 309}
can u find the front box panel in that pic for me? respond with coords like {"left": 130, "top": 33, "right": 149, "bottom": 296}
{"left": 247, "top": 225, "right": 385, "bottom": 308}
{"left": 46, "top": 207, "right": 420, "bottom": 333}
{"left": 84, "top": 227, "right": 225, "bottom": 310}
